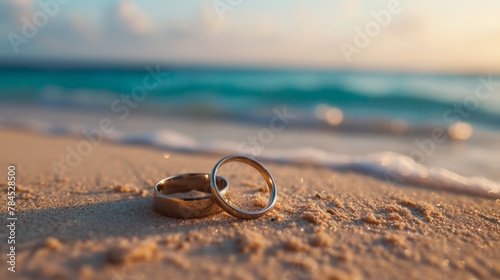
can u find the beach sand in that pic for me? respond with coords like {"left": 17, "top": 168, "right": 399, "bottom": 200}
{"left": 1, "top": 129, "right": 499, "bottom": 280}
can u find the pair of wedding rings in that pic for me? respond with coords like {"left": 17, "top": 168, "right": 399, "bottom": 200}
{"left": 152, "top": 155, "right": 278, "bottom": 219}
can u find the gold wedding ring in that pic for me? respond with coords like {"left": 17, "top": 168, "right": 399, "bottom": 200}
{"left": 153, "top": 173, "right": 229, "bottom": 219}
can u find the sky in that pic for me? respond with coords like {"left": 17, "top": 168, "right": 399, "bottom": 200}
{"left": 0, "top": 0, "right": 500, "bottom": 73}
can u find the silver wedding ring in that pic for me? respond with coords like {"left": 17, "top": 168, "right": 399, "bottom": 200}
{"left": 152, "top": 155, "right": 278, "bottom": 219}
{"left": 210, "top": 155, "right": 277, "bottom": 219}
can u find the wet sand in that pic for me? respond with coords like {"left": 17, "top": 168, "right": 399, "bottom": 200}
{"left": 0, "top": 130, "right": 499, "bottom": 280}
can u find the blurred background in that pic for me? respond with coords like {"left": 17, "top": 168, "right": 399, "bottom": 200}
{"left": 1, "top": 0, "right": 499, "bottom": 185}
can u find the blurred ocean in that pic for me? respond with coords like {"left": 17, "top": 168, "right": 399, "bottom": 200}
{"left": 1, "top": 66, "right": 499, "bottom": 197}
{"left": 2, "top": 67, "right": 500, "bottom": 126}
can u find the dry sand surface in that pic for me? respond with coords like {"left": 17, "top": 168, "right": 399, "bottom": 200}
{"left": 1, "top": 130, "right": 499, "bottom": 280}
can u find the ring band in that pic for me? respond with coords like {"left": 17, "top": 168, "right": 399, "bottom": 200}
{"left": 210, "top": 155, "right": 278, "bottom": 219}
{"left": 153, "top": 173, "right": 229, "bottom": 219}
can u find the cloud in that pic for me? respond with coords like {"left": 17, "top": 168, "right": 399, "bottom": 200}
{"left": 0, "top": 0, "right": 33, "bottom": 27}
{"left": 166, "top": 5, "right": 228, "bottom": 40}
{"left": 335, "top": 0, "right": 362, "bottom": 22}
{"left": 108, "top": 0, "right": 153, "bottom": 36}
